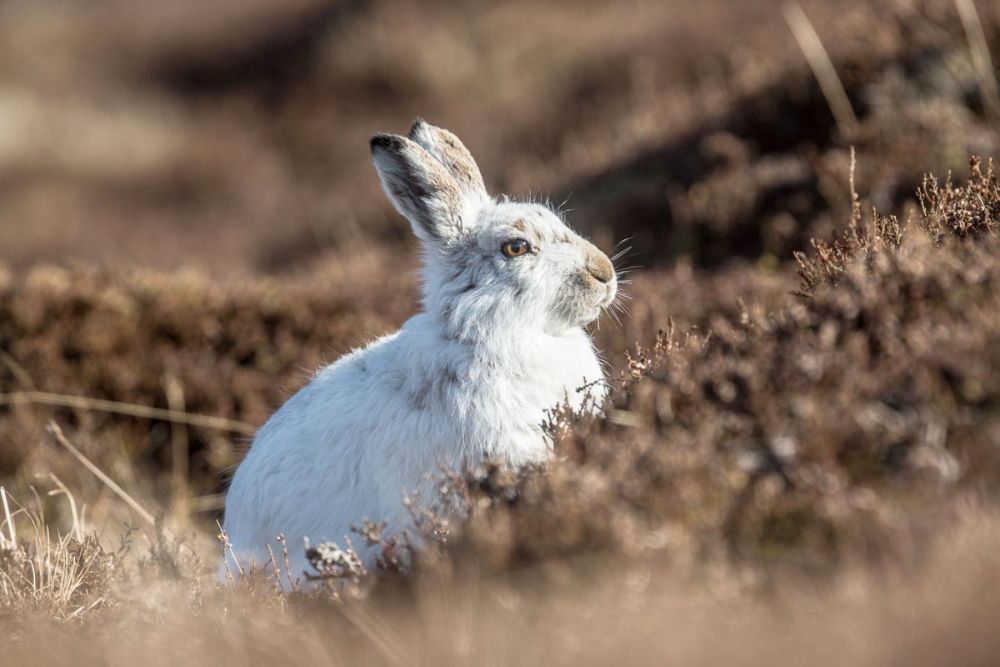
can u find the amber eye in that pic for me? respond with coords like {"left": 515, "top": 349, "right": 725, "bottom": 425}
{"left": 501, "top": 238, "right": 532, "bottom": 258}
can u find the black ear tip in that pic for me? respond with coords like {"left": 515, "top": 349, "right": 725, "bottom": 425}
{"left": 409, "top": 118, "right": 428, "bottom": 137}
{"left": 370, "top": 133, "right": 405, "bottom": 153}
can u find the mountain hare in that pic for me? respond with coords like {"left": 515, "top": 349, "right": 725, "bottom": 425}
{"left": 221, "top": 120, "right": 618, "bottom": 585}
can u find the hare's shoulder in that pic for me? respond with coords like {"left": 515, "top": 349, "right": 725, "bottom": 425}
{"left": 247, "top": 330, "right": 403, "bottom": 449}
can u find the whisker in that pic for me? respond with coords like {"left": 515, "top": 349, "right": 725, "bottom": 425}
{"left": 558, "top": 192, "right": 574, "bottom": 213}
{"left": 613, "top": 235, "right": 635, "bottom": 251}
{"left": 609, "top": 304, "right": 630, "bottom": 325}
{"left": 610, "top": 244, "right": 634, "bottom": 259}
{"left": 610, "top": 249, "right": 633, "bottom": 264}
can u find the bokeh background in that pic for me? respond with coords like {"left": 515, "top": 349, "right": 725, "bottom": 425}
{"left": 3, "top": 1, "right": 1000, "bottom": 662}
{"left": 6, "top": 0, "right": 991, "bottom": 275}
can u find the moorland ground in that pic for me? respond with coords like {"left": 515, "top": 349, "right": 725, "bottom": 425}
{"left": 2, "top": 0, "right": 1000, "bottom": 664}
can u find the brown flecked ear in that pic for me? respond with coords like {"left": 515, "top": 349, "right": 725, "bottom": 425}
{"left": 370, "top": 133, "right": 466, "bottom": 244}
{"left": 408, "top": 119, "right": 488, "bottom": 201}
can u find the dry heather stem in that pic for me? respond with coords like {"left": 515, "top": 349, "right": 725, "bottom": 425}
{"left": 46, "top": 422, "right": 156, "bottom": 527}
{"left": 784, "top": 3, "right": 860, "bottom": 138}
{"left": 0, "top": 390, "right": 255, "bottom": 435}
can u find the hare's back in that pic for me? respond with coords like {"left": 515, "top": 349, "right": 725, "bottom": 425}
{"left": 222, "top": 333, "right": 405, "bottom": 566}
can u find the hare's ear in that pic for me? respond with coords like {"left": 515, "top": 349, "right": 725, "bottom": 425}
{"left": 371, "top": 134, "right": 466, "bottom": 244}
{"left": 408, "top": 120, "right": 487, "bottom": 201}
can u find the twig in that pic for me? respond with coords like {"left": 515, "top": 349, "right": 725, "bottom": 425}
{"left": 265, "top": 543, "right": 282, "bottom": 593}
{"left": 162, "top": 370, "right": 190, "bottom": 512}
{"left": 0, "top": 390, "right": 255, "bottom": 435}
{"left": 47, "top": 474, "right": 83, "bottom": 541}
{"left": 0, "top": 350, "right": 35, "bottom": 390}
{"left": 956, "top": 0, "right": 1000, "bottom": 121}
{"left": 277, "top": 533, "right": 297, "bottom": 592}
{"left": 217, "top": 521, "right": 244, "bottom": 582}
{"left": 1, "top": 486, "right": 16, "bottom": 549}
{"left": 849, "top": 146, "right": 858, "bottom": 208}
{"left": 849, "top": 146, "right": 861, "bottom": 237}
{"left": 784, "top": 3, "right": 860, "bottom": 139}
{"left": 46, "top": 421, "right": 156, "bottom": 526}
{"left": 47, "top": 428, "right": 196, "bottom": 562}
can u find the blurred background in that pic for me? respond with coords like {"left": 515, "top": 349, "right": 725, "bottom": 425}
{"left": 4, "top": 0, "right": 994, "bottom": 276}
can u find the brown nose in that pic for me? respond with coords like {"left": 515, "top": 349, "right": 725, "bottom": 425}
{"left": 586, "top": 251, "right": 615, "bottom": 284}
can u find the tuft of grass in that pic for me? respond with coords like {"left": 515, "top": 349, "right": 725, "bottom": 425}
{"left": 0, "top": 487, "right": 121, "bottom": 623}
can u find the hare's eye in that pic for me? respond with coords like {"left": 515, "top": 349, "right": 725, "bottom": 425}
{"left": 501, "top": 238, "right": 532, "bottom": 258}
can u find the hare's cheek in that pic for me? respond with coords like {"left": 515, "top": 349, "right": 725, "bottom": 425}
{"left": 558, "top": 272, "right": 592, "bottom": 309}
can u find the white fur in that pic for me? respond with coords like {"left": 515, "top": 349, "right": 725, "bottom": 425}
{"left": 221, "top": 121, "right": 617, "bottom": 587}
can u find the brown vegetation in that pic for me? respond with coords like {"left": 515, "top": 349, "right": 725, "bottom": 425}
{"left": 3, "top": 0, "right": 1000, "bottom": 664}
{"left": 406, "top": 158, "right": 1000, "bottom": 583}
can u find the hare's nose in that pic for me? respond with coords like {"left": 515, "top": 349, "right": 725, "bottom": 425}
{"left": 586, "top": 252, "right": 615, "bottom": 284}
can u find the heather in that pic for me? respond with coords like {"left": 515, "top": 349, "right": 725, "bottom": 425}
{"left": 3, "top": 0, "right": 1000, "bottom": 664}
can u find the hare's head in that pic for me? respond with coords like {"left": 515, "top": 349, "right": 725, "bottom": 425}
{"left": 371, "top": 120, "right": 618, "bottom": 336}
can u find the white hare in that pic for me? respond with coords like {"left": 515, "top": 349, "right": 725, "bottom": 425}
{"left": 221, "top": 120, "right": 618, "bottom": 585}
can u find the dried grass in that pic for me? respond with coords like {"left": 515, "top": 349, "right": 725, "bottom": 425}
{"left": 0, "top": 487, "right": 119, "bottom": 624}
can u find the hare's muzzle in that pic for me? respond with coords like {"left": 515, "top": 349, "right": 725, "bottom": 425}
{"left": 586, "top": 251, "right": 615, "bottom": 284}
{"left": 584, "top": 248, "right": 617, "bottom": 309}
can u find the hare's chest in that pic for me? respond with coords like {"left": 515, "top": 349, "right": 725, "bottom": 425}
{"left": 452, "top": 331, "right": 603, "bottom": 460}
{"left": 529, "top": 331, "right": 605, "bottom": 410}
